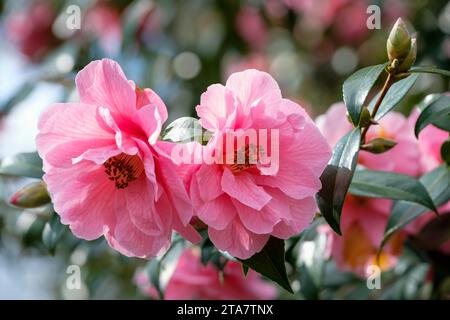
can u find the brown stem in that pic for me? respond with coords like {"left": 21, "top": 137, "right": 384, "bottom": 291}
{"left": 360, "top": 73, "right": 394, "bottom": 144}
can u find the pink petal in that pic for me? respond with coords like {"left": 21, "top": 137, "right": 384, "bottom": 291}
{"left": 225, "top": 69, "right": 282, "bottom": 116}
{"left": 75, "top": 59, "right": 136, "bottom": 118}
{"left": 197, "top": 194, "right": 237, "bottom": 230}
{"left": 221, "top": 168, "right": 271, "bottom": 210}
{"left": 196, "top": 84, "right": 236, "bottom": 131}
{"left": 196, "top": 164, "right": 223, "bottom": 202}
{"left": 208, "top": 218, "right": 269, "bottom": 259}
{"left": 134, "top": 86, "right": 168, "bottom": 122}
{"left": 232, "top": 198, "right": 279, "bottom": 234}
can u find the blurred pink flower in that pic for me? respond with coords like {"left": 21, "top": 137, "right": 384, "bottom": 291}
{"left": 316, "top": 102, "right": 421, "bottom": 176}
{"left": 6, "top": 1, "right": 59, "bottom": 61}
{"left": 186, "top": 69, "right": 330, "bottom": 259}
{"left": 406, "top": 110, "right": 450, "bottom": 253}
{"left": 82, "top": 4, "right": 122, "bottom": 55}
{"left": 224, "top": 53, "right": 270, "bottom": 79}
{"left": 329, "top": 195, "right": 405, "bottom": 277}
{"left": 36, "top": 59, "right": 200, "bottom": 258}
{"left": 408, "top": 110, "right": 449, "bottom": 174}
{"left": 236, "top": 7, "right": 268, "bottom": 50}
{"left": 135, "top": 248, "right": 277, "bottom": 300}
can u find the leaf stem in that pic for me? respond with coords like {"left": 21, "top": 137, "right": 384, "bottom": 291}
{"left": 360, "top": 73, "right": 394, "bottom": 144}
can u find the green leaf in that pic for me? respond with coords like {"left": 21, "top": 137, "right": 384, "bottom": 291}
{"left": 411, "top": 212, "right": 450, "bottom": 251}
{"left": 0, "top": 152, "right": 44, "bottom": 179}
{"left": 369, "top": 73, "right": 419, "bottom": 121}
{"left": 441, "top": 140, "right": 450, "bottom": 165}
{"left": 383, "top": 165, "right": 450, "bottom": 246}
{"left": 240, "top": 236, "right": 293, "bottom": 293}
{"left": 297, "top": 229, "right": 329, "bottom": 299}
{"left": 146, "top": 237, "right": 186, "bottom": 299}
{"left": 42, "top": 213, "right": 66, "bottom": 255}
{"left": 317, "top": 128, "right": 361, "bottom": 234}
{"left": 349, "top": 169, "right": 437, "bottom": 212}
{"left": 410, "top": 66, "right": 450, "bottom": 77}
{"left": 162, "top": 117, "right": 204, "bottom": 143}
{"left": 343, "top": 63, "right": 386, "bottom": 126}
{"left": 414, "top": 95, "right": 450, "bottom": 137}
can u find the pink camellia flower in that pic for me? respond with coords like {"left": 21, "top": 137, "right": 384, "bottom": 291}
{"left": 6, "top": 1, "right": 59, "bottom": 61}
{"left": 135, "top": 248, "right": 277, "bottom": 300}
{"left": 36, "top": 59, "right": 200, "bottom": 258}
{"left": 183, "top": 69, "right": 331, "bottom": 259}
{"left": 406, "top": 110, "right": 450, "bottom": 253}
{"left": 82, "top": 4, "right": 122, "bottom": 55}
{"left": 316, "top": 102, "right": 421, "bottom": 176}
{"left": 235, "top": 7, "right": 268, "bottom": 50}
{"left": 329, "top": 195, "right": 405, "bottom": 277}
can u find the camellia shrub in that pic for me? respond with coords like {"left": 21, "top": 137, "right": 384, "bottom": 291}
{"left": 2, "top": 3, "right": 450, "bottom": 300}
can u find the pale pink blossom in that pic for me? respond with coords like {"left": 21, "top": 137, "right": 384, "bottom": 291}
{"left": 316, "top": 102, "right": 421, "bottom": 176}
{"left": 406, "top": 110, "right": 450, "bottom": 253}
{"left": 36, "top": 59, "right": 200, "bottom": 258}
{"left": 6, "top": 1, "right": 59, "bottom": 61}
{"left": 185, "top": 69, "right": 331, "bottom": 259}
{"left": 135, "top": 248, "right": 277, "bottom": 300}
{"left": 82, "top": 4, "right": 122, "bottom": 55}
{"left": 329, "top": 195, "right": 405, "bottom": 277}
{"left": 236, "top": 7, "right": 268, "bottom": 50}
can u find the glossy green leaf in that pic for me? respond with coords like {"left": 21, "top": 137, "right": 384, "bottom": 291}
{"left": 414, "top": 95, "right": 450, "bottom": 137}
{"left": 0, "top": 152, "right": 44, "bottom": 179}
{"left": 410, "top": 66, "right": 450, "bottom": 77}
{"left": 42, "top": 213, "right": 66, "bottom": 255}
{"left": 240, "top": 236, "right": 293, "bottom": 293}
{"left": 317, "top": 128, "right": 361, "bottom": 234}
{"left": 441, "top": 140, "right": 450, "bottom": 165}
{"left": 412, "top": 212, "right": 450, "bottom": 251}
{"left": 146, "top": 237, "right": 186, "bottom": 299}
{"left": 369, "top": 73, "right": 419, "bottom": 121}
{"left": 383, "top": 165, "right": 450, "bottom": 246}
{"left": 349, "top": 169, "right": 436, "bottom": 212}
{"left": 162, "top": 117, "right": 204, "bottom": 143}
{"left": 343, "top": 63, "right": 386, "bottom": 126}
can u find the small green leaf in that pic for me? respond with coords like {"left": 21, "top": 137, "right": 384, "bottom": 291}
{"left": 42, "top": 213, "right": 66, "bottom": 255}
{"left": 410, "top": 66, "right": 450, "bottom": 77}
{"left": 441, "top": 140, "right": 450, "bottom": 165}
{"left": 240, "top": 236, "right": 293, "bottom": 293}
{"left": 370, "top": 73, "right": 419, "bottom": 121}
{"left": 0, "top": 152, "right": 44, "bottom": 179}
{"left": 317, "top": 128, "right": 361, "bottom": 235}
{"left": 162, "top": 117, "right": 204, "bottom": 143}
{"left": 414, "top": 95, "right": 450, "bottom": 137}
{"left": 343, "top": 63, "right": 387, "bottom": 126}
{"left": 349, "top": 169, "right": 437, "bottom": 212}
{"left": 383, "top": 165, "right": 450, "bottom": 246}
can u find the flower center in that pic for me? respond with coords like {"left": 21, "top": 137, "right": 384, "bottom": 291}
{"left": 226, "top": 144, "right": 259, "bottom": 174}
{"left": 103, "top": 153, "right": 144, "bottom": 189}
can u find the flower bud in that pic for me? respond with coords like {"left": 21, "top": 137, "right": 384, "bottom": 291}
{"left": 10, "top": 181, "right": 50, "bottom": 208}
{"left": 397, "top": 38, "right": 417, "bottom": 72}
{"left": 387, "top": 18, "right": 411, "bottom": 61}
{"left": 361, "top": 138, "right": 397, "bottom": 154}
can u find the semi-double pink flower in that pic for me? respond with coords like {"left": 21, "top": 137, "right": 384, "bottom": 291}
{"left": 316, "top": 102, "right": 421, "bottom": 176}
{"left": 185, "top": 69, "right": 331, "bottom": 259}
{"left": 36, "top": 59, "right": 200, "bottom": 258}
{"left": 135, "top": 248, "right": 278, "bottom": 300}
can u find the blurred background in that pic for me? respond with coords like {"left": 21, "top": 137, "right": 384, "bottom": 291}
{"left": 0, "top": 0, "right": 449, "bottom": 299}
